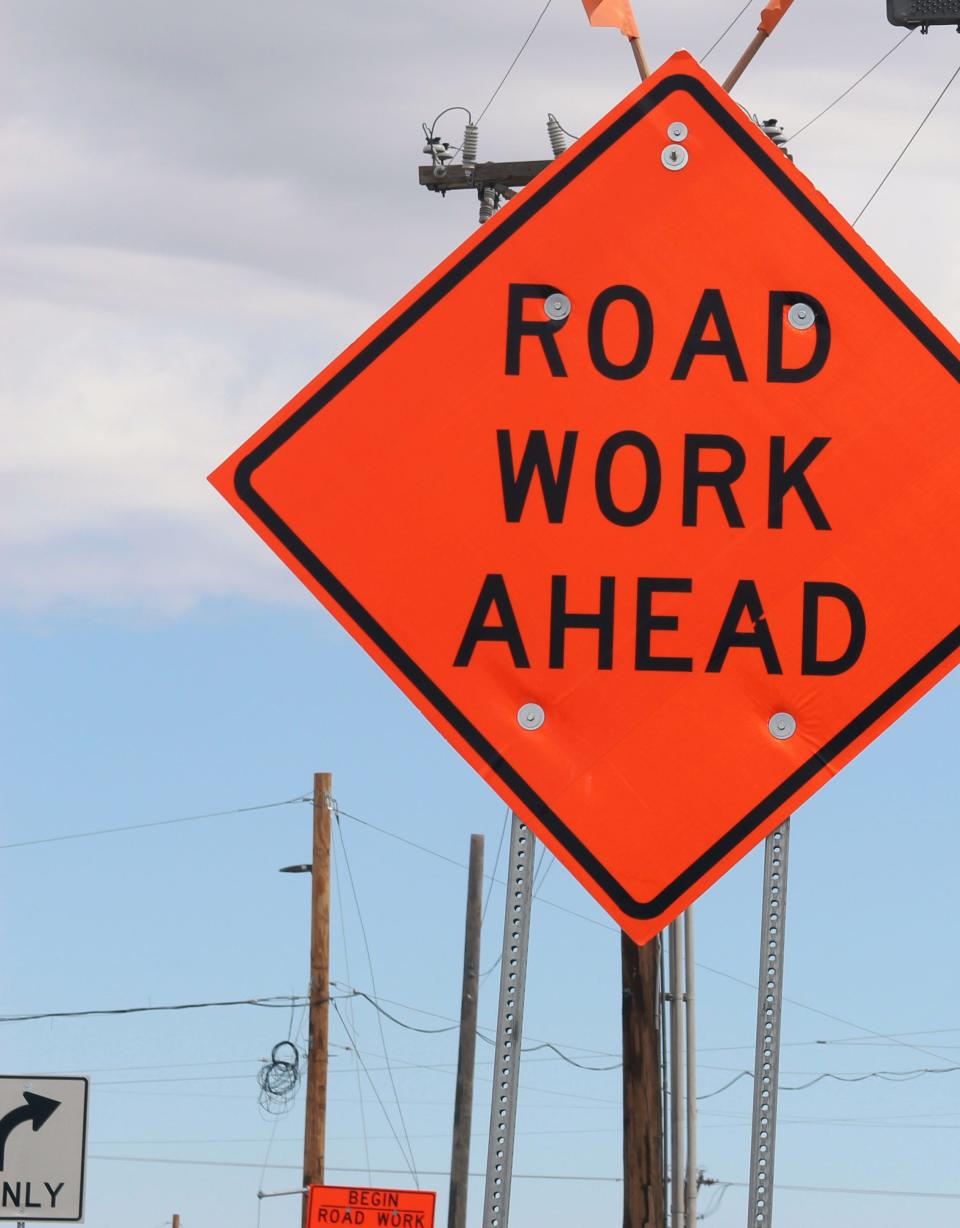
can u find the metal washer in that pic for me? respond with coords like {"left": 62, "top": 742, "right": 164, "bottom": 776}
{"left": 517, "top": 702, "right": 545, "bottom": 731}
{"left": 787, "top": 302, "right": 816, "bottom": 330}
{"left": 544, "top": 293, "right": 571, "bottom": 321}
{"left": 661, "top": 144, "right": 689, "bottom": 171}
{"left": 768, "top": 712, "right": 797, "bottom": 740}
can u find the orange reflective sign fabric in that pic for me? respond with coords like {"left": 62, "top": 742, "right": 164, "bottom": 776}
{"left": 305, "top": 1186, "right": 435, "bottom": 1228}
{"left": 211, "top": 52, "right": 960, "bottom": 944}
{"left": 758, "top": 0, "right": 795, "bottom": 35}
{"left": 582, "top": 0, "right": 640, "bottom": 39}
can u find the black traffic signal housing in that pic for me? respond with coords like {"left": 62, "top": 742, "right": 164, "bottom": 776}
{"left": 887, "top": 0, "right": 960, "bottom": 27}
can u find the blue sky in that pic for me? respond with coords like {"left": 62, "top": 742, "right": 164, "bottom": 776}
{"left": 3, "top": 2, "right": 960, "bottom": 1226}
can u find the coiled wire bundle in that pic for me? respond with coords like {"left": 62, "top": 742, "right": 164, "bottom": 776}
{"left": 257, "top": 1040, "right": 302, "bottom": 1115}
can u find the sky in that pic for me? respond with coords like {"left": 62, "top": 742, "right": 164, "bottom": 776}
{"left": 2, "top": 2, "right": 960, "bottom": 1226}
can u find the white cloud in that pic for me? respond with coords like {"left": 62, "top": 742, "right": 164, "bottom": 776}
{"left": 0, "top": 244, "right": 374, "bottom": 610}
{"left": 2, "top": 0, "right": 957, "bottom": 612}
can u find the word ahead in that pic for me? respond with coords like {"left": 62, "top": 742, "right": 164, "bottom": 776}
{"left": 306, "top": 1186, "right": 435, "bottom": 1228}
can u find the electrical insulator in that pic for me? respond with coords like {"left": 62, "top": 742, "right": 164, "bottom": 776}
{"left": 479, "top": 186, "right": 497, "bottom": 224}
{"left": 546, "top": 114, "right": 567, "bottom": 158}
{"left": 759, "top": 117, "right": 792, "bottom": 160}
{"left": 462, "top": 122, "right": 479, "bottom": 168}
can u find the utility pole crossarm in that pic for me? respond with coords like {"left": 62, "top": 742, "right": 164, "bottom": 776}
{"left": 419, "top": 160, "right": 551, "bottom": 193}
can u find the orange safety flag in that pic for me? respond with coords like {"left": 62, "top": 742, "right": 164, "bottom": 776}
{"left": 758, "top": 0, "right": 794, "bottom": 35}
{"left": 582, "top": 0, "right": 639, "bottom": 39}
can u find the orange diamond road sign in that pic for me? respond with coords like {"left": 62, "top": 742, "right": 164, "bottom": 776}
{"left": 211, "top": 51, "right": 960, "bottom": 943}
{"left": 305, "top": 1185, "right": 436, "bottom": 1228}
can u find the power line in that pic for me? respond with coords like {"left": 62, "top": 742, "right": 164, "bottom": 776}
{"left": 781, "top": 1065, "right": 960, "bottom": 1092}
{"left": 9, "top": 977, "right": 954, "bottom": 1101}
{"left": 854, "top": 58, "right": 960, "bottom": 224}
{"left": 0, "top": 994, "right": 313, "bottom": 1023}
{"left": 89, "top": 1155, "right": 960, "bottom": 1198}
{"left": 477, "top": 0, "right": 555, "bottom": 124}
{"left": 480, "top": 807, "right": 510, "bottom": 926}
{"left": 331, "top": 1001, "right": 420, "bottom": 1188}
{"left": 334, "top": 806, "right": 468, "bottom": 872}
{"left": 335, "top": 803, "right": 613, "bottom": 932}
{"left": 92, "top": 1154, "right": 624, "bottom": 1182}
{"left": 331, "top": 831, "right": 372, "bottom": 1183}
{"left": 697, "top": 961, "right": 956, "bottom": 1064}
{"left": 0, "top": 794, "right": 309, "bottom": 851}
{"left": 697, "top": 1063, "right": 960, "bottom": 1101}
{"left": 37, "top": 1058, "right": 261, "bottom": 1075}
{"left": 712, "top": 1179, "right": 960, "bottom": 1202}
{"left": 7, "top": 787, "right": 952, "bottom": 1085}
{"left": 700, "top": 0, "right": 753, "bottom": 63}
{"left": 787, "top": 30, "right": 914, "bottom": 141}
{"left": 333, "top": 816, "right": 419, "bottom": 1184}
{"left": 334, "top": 979, "right": 621, "bottom": 1057}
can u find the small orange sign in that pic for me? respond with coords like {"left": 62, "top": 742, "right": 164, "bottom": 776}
{"left": 305, "top": 1185, "right": 435, "bottom": 1228}
{"left": 211, "top": 52, "right": 960, "bottom": 943}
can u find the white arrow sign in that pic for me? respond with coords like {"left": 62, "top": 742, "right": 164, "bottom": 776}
{"left": 0, "top": 1077, "right": 88, "bottom": 1222}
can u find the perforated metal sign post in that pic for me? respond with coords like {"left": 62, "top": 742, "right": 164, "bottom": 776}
{"left": 212, "top": 51, "right": 960, "bottom": 944}
{"left": 482, "top": 816, "right": 535, "bottom": 1228}
{"left": 0, "top": 1077, "right": 88, "bottom": 1222}
{"left": 305, "top": 1185, "right": 435, "bottom": 1228}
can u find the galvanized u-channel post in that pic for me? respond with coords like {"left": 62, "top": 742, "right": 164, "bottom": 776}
{"left": 668, "top": 921, "right": 685, "bottom": 1228}
{"left": 482, "top": 814, "right": 535, "bottom": 1228}
{"left": 746, "top": 821, "right": 790, "bottom": 1228}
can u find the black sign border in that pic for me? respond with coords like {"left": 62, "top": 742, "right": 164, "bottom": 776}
{"left": 235, "top": 71, "right": 960, "bottom": 921}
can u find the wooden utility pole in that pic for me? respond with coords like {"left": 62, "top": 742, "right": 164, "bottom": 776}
{"left": 621, "top": 932, "right": 665, "bottom": 1228}
{"left": 447, "top": 834, "right": 484, "bottom": 1228}
{"left": 172, "top": 1217, "right": 180, "bottom": 1228}
{"left": 446, "top": 835, "right": 486, "bottom": 1228}
{"left": 302, "top": 772, "right": 332, "bottom": 1226}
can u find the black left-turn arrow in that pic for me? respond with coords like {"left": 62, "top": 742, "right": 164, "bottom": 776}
{"left": 0, "top": 1093, "right": 61, "bottom": 1170}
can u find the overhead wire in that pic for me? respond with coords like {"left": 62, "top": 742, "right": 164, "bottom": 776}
{"left": 0, "top": 994, "right": 312, "bottom": 1023}
{"left": 335, "top": 801, "right": 613, "bottom": 931}
{"left": 0, "top": 794, "right": 309, "bottom": 851}
{"left": 854, "top": 58, "right": 960, "bottom": 224}
{"left": 255, "top": 1116, "right": 281, "bottom": 1228}
{"left": 700, "top": 0, "right": 753, "bottom": 63}
{"left": 696, "top": 1063, "right": 960, "bottom": 1101}
{"left": 332, "top": 831, "right": 372, "bottom": 1183}
{"left": 705, "top": 1179, "right": 960, "bottom": 1202}
{"left": 9, "top": 960, "right": 956, "bottom": 1102}
{"left": 476, "top": 0, "right": 555, "bottom": 124}
{"left": 787, "top": 30, "right": 914, "bottom": 141}
{"left": 481, "top": 807, "right": 510, "bottom": 925}
{"left": 339, "top": 982, "right": 960, "bottom": 1088}
{"left": 697, "top": 960, "right": 957, "bottom": 1065}
{"left": 331, "top": 1001, "right": 420, "bottom": 1187}
{"left": 333, "top": 810, "right": 419, "bottom": 1184}
{"left": 480, "top": 843, "right": 557, "bottom": 983}
{"left": 91, "top": 1156, "right": 960, "bottom": 1198}
{"left": 9, "top": 785, "right": 958, "bottom": 1116}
